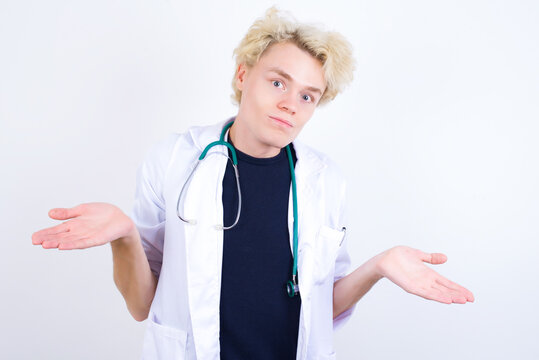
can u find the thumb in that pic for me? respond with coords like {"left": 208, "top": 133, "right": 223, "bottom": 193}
{"left": 48, "top": 206, "right": 81, "bottom": 220}
{"left": 421, "top": 252, "right": 448, "bottom": 265}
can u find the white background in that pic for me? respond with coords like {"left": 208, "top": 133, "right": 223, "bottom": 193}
{"left": 1, "top": 0, "right": 538, "bottom": 359}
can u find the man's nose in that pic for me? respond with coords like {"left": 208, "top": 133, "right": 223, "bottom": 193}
{"left": 277, "top": 92, "right": 297, "bottom": 115}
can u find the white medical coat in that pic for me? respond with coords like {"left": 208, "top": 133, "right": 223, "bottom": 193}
{"left": 132, "top": 120, "right": 354, "bottom": 360}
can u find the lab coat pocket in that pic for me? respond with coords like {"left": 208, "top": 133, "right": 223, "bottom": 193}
{"left": 313, "top": 226, "right": 345, "bottom": 285}
{"left": 142, "top": 314, "right": 188, "bottom": 360}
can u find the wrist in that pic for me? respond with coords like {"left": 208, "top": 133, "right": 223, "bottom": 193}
{"left": 112, "top": 217, "right": 139, "bottom": 247}
{"left": 370, "top": 252, "right": 387, "bottom": 282}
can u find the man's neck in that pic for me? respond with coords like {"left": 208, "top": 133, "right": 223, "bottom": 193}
{"left": 228, "top": 118, "right": 281, "bottom": 158}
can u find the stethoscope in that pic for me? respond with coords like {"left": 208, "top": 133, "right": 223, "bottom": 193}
{"left": 176, "top": 120, "right": 300, "bottom": 298}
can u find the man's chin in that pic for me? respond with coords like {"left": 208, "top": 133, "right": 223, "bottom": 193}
{"left": 266, "top": 139, "right": 294, "bottom": 150}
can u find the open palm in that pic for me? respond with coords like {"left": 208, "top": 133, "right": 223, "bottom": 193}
{"left": 377, "top": 246, "right": 474, "bottom": 304}
{"left": 32, "top": 202, "right": 134, "bottom": 250}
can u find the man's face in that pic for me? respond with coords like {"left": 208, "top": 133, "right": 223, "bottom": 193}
{"left": 234, "top": 42, "right": 326, "bottom": 156}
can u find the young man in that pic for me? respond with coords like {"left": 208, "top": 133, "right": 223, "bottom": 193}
{"left": 32, "top": 7, "right": 474, "bottom": 360}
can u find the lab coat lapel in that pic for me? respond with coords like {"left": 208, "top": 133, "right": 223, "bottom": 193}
{"left": 182, "top": 121, "right": 230, "bottom": 359}
{"left": 288, "top": 140, "right": 326, "bottom": 288}
{"left": 288, "top": 141, "right": 326, "bottom": 360}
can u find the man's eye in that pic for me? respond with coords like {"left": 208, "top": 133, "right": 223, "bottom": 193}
{"left": 273, "top": 80, "right": 283, "bottom": 88}
{"left": 302, "top": 94, "right": 312, "bottom": 102}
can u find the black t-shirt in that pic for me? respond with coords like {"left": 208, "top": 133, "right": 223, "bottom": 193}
{"left": 220, "top": 142, "right": 301, "bottom": 360}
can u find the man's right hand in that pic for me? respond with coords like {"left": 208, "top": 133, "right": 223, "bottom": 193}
{"left": 32, "top": 202, "right": 136, "bottom": 250}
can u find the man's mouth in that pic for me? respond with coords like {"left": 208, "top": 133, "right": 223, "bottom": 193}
{"left": 269, "top": 116, "right": 293, "bottom": 128}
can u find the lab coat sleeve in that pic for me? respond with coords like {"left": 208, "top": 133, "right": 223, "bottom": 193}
{"left": 131, "top": 134, "right": 179, "bottom": 279}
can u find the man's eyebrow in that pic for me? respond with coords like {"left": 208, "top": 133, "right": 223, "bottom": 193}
{"left": 268, "top": 67, "right": 323, "bottom": 95}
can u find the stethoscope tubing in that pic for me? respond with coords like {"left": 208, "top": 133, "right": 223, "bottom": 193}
{"left": 176, "top": 120, "right": 299, "bottom": 297}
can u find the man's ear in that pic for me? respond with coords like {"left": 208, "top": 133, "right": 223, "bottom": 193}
{"left": 236, "top": 64, "right": 248, "bottom": 91}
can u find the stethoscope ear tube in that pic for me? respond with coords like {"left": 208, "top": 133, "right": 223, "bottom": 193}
{"left": 176, "top": 154, "right": 242, "bottom": 230}
{"left": 176, "top": 160, "right": 201, "bottom": 223}
{"left": 223, "top": 163, "right": 241, "bottom": 230}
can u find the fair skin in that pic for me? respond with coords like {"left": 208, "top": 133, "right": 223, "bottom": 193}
{"left": 32, "top": 41, "right": 473, "bottom": 323}
{"left": 229, "top": 42, "right": 325, "bottom": 157}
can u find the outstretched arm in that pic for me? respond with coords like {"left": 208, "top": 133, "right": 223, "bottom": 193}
{"left": 333, "top": 246, "right": 474, "bottom": 319}
{"left": 32, "top": 202, "right": 157, "bottom": 321}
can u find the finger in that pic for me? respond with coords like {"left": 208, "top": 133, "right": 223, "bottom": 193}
{"left": 41, "top": 239, "right": 60, "bottom": 249}
{"left": 432, "top": 283, "right": 468, "bottom": 304}
{"left": 420, "top": 252, "right": 447, "bottom": 265}
{"left": 43, "top": 236, "right": 89, "bottom": 250}
{"left": 35, "top": 230, "right": 77, "bottom": 244}
{"left": 435, "top": 277, "right": 475, "bottom": 302}
{"left": 416, "top": 285, "right": 452, "bottom": 304}
{"left": 404, "top": 278, "right": 453, "bottom": 304}
{"left": 32, "top": 224, "right": 70, "bottom": 244}
{"left": 43, "top": 235, "right": 92, "bottom": 250}
{"left": 48, "top": 205, "right": 83, "bottom": 220}
{"left": 58, "top": 237, "right": 94, "bottom": 250}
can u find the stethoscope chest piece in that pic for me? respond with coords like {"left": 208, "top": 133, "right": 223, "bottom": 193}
{"left": 286, "top": 276, "right": 299, "bottom": 298}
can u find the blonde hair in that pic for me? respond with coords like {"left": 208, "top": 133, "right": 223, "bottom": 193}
{"left": 232, "top": 6, "right": 355, "bottom": 106}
